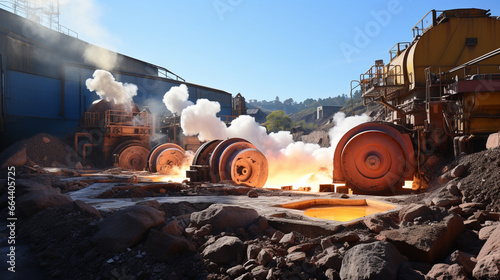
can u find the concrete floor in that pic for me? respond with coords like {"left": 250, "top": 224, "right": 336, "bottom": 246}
{"left": 63, "top": 171, "right": 406, "bottom": 236}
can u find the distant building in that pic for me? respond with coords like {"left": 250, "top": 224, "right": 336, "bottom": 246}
{"left": 317, "top": 105, "right": 342, "bottom": 119}
{"left": 246, "top": 108, "right": 267, "bottom": 123}
{"left": 232, "top": 93, "right": 246, "bottom": 116}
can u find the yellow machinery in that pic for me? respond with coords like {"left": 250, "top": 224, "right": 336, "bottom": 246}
{"left": 334, "top": 9, "right": 500, "bottom": 194}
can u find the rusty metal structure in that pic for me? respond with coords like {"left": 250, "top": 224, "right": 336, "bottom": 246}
{"left": 155, "top": 115, "right": 204, "bottom": 152}
{"left": 75, "top": 99, "right": 152, "bottom": 170}
{"left": 187, "top": 138, "right": 268, "bottom": 188}
{"left": 75, "top": 100, "right": 193, "bottom": 173}
{"left": 147, "top": 143, "right": 186, "bottom": 174}
{"left": 335, "top": 9, "right": 500, "bottom": 194}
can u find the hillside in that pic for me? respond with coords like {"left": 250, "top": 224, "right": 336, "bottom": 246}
{"left": 247, "top": 93, "right": 356, "bottom": 116}
{"left": 289, "top": 107, "right": 317, "bottom": 123}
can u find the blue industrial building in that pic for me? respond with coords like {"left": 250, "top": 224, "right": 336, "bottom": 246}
{"left": 0, "top": 6, "right": 233, "bottom": 150}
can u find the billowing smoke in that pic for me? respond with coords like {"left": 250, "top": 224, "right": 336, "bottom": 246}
{"left": 329, "top": 112, "right": 372, "bottom": 152}
{"left": 162, "top": 84, "right": 194, "bottom": 115}
{"left": 59, "top": 0, "right": 121, "bottom": 70}
{"left": 83, "top": 45, "right": 120, "bottom": 71}
{"left": 162, "top": 84, "right": 371, "bottom": 190}
{"left": 86, "top": 70, "right": 137, "bottom": 107}
{"left": 181, "top": 99, "right": 228, "bottom": 142}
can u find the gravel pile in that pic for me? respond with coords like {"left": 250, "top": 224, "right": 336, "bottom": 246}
{"left": 23, "top": 133, "right": 77, "bottom": 167}
{"left": 454, "top": 147, "right": 500, "bottom": 211}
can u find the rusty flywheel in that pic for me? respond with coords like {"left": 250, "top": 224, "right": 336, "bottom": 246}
{"left": 192, "top": 140, "right": 222, "bottom": 166}
{"left": 147, "top": 143, "right": 186, "bottom": 174}
{"left": 333, "top": 122, "right": 415, "bottom": 194}
{"left": 113, "top": 140, "right": 150, "bottom": 171}
{"left": 188, "top": 138, "right": 268, "bottom": 188}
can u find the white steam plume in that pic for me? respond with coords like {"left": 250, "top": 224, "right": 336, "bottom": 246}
{"left": 163, "top": 84, "right": 194, "bottom": 115}
{"left": 329, "top": 112, "right": 372, "bottom": 152}
{"left": 59, "top": 0, "right": 121, "bottom": 70}
{"left": 162, "top": 84, "right": 371, "bottom": 190}
{"left": 181, "top": 99, "right": 228, "bottom": 142}
{"left": 83, "top": 46, "right": 120, "bottom": 71}
{"left": 86, "top": 69, "right": 137, "bottom": 106}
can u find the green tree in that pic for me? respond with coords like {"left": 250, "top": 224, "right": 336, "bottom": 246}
{"left": 263, "top": 110, "right": 292, "bottom": 132}
{"left": 284, "top": 98, "right": 294, "bottom": 106}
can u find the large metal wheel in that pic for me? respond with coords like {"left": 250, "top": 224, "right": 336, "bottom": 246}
{"left": 113, "top": 140, "right": 149, "bottom": 171}
{"left": 218, "top": 141, "right": 268, "bottom": 188}
{"left": 192, "top": 140, "right": 222, "bottom": 166}
{"left": 209, "top": 138, "right": 245, "bottom": 183}
{"left": 147, "top": 143, "right": 186, "bottom": 174}
{"left": 206, "top": 138, "right": 268, "bottom": 188}
{"left": 333, "top": 122, "right": 415, "bottom": 194}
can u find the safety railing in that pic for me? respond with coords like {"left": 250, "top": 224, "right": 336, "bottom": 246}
{"left": 104, "top": 110, "right": 152, "bottom": 127}
{"left": 84, "top": 112, "right": 100, "bottom": 127}
{"left": 360, "top": 64, "right": 404, "bottom": 96}
{"left": 389, "top": 42, "right": 411, "bottom": 61}
{"left": 412, "top": 10, "right": 439, "bottom": 39}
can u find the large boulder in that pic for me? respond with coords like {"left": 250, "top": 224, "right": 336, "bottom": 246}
{"left": 399, "top": 204, "right": 433, "bottom": 223}
{"left": 486, "top": 131, "right": 500, "bottom": 149}
{"left": 479, "top": 225, "right": 498, "bottom": 240}
{"left": 364, "top": 214, "right": 398, "bottom": 233}
{"left": 162, "top": 219, "right": 184, "bottom": 236}
{"left": 190, "top": 204, "right": 259, "bottom": 232}
{"left": 279, "top": 232, "right": 295, "bottom": 246}
{"left": 202, "top": 236, "right": 244, "bottom": 264}
{"left": 426, "top": 263, "right": 469, "bottom": 280}
{"left": 316, "top": 247, "right": 342, "bottom": 270}
{"left": 450, "top": 164, "right": 468, "bottom": 178}
{"left": 477, "top": 223, "right": 500, "bottom": 260}
{"left": 424, "top": 185, "right": 462, "bottom": 208}
{"left": 397, "top": 262, "right": 425, "bottom": 280}
{"left": 379, "top": 212, "right": 464, "bottom": 263}
{"left": 145, "top": 229, "right": 194, "bottom": 260}
{"left": 227, "top": 265, "right": 246, "bottom": 279}
{"left": 473, "top": 253, "right": 500, "bottom": 280}
{"left": 257, "top": 248, "right": 274, "bottom": 266}
{"left": 339, "top": 241, "right": 406, "bottom": 280}
{"left": 473, "top": 224, "right": 500, "bottom": 279}
{"left": 17, "top": 188, "right": 73, "bottom": 216}
{"left": 91, "top": 205, "right": 165, "bottom": 252}
{"left": 16, "top": 179, "right": 55, "bottom": 196}
{"left": 322, "top": 232, "right": 360, "bottom": 244}
{"left": 445, "top": 250, "right": 476, "bottom": 277}
{"left": 286, "top": 251, "right": 306, "bottom": 263}
{"left": 251, "top": 265, "right": 268, "bottom": 280}
{"left": 73, "top": 200, "right": 101, "bottom": 219}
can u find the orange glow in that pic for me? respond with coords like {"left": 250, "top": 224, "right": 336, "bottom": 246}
{"left": 304, "top": 205, "right": 389, "bottom": 222}
{"left": 403, "top": 180, "right": 413, "bottom": 189}
{"left": 265, "top": 165, "right": 333, "bottom": 192}
{"left": 278, "top": 198, "right": 396, "bottom": 222}
{"left": 140, "top": 151, "right": 194, "bottom": 183}
{"left": 140, "top": 174, "right": 186, "bottom": 183}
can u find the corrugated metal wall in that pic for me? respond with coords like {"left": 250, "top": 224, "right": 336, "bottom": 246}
{"left": 0, "top": 8, "right": 233, "bottom": 150}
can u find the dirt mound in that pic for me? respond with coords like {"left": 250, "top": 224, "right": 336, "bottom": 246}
{"left": 0, "top": 133, "right": 78, "bottom": 168}
{"left": 454, "top": 147, "right": 500, "bottom": 211}
{"left": 14, "top": 201, "right": 212, "bottom": 280}
{"left": 301, "top": 130, "right": 330, "bottom": 147}
{"left": 24, "top": 133, "right": 77, "bottom": 167}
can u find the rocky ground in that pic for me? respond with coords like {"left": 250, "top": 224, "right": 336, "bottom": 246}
{"left": 1, "top": 134, "right": 500, "bottom": 280}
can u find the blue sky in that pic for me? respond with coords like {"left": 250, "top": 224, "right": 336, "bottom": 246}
{"left": 60, "top": 0, "right": 500, "bottom": 103}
